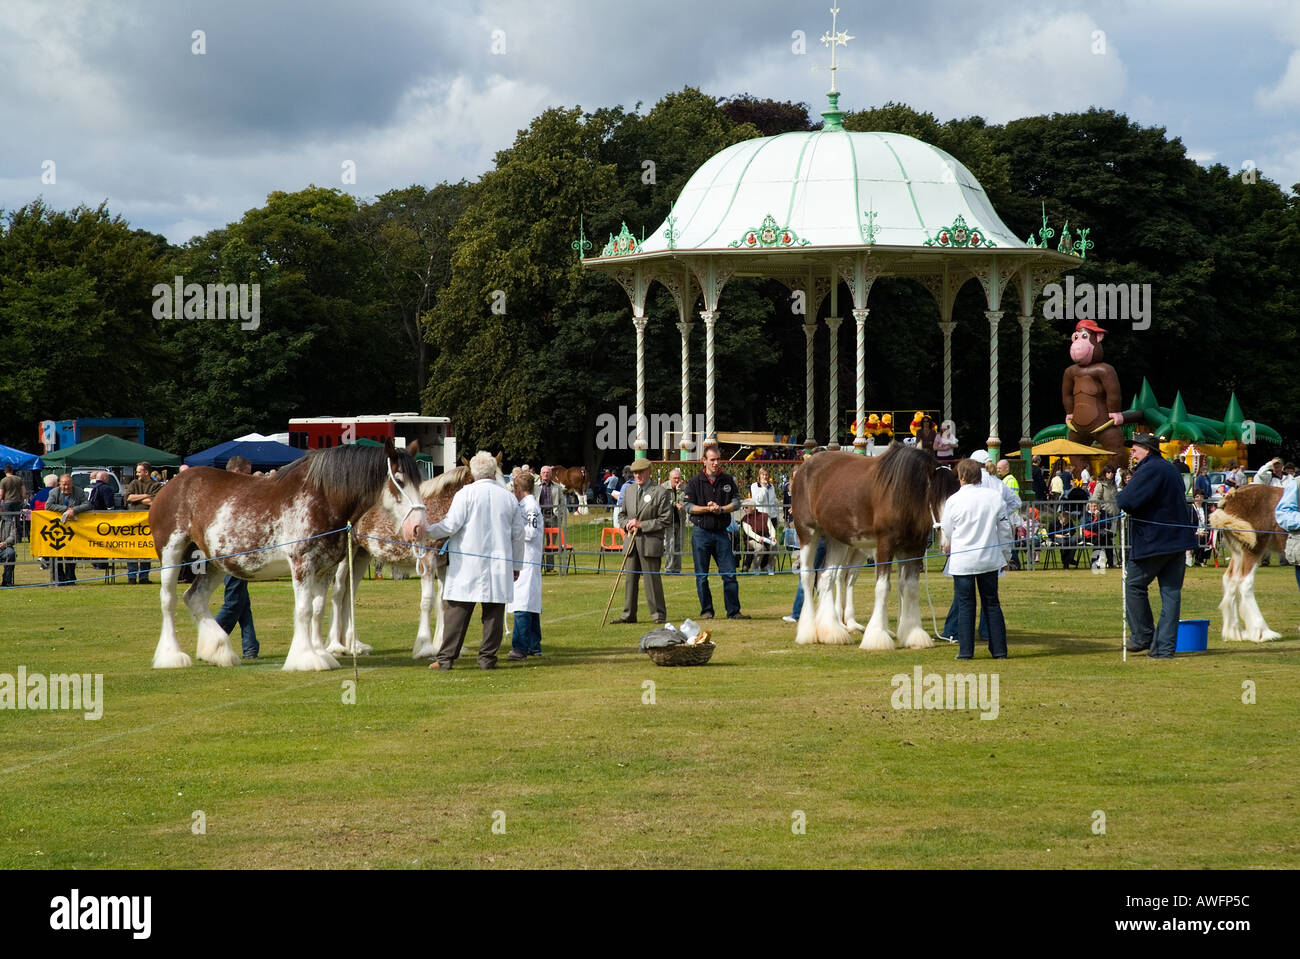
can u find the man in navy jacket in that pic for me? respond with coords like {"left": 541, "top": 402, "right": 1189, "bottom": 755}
{"left": 1117, "top": 433, "right": 1197, "bottom": 658}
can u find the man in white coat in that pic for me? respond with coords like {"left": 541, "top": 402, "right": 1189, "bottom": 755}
{"left": 507, "top": 469, "right": 544, "bottom": 660}
{"left": 425, "top": 450, "right": 525, "bottom": 670}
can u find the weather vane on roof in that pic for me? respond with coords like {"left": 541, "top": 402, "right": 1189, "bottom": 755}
{"left": 820, "top": 6, "right": 853, "bottom": 94}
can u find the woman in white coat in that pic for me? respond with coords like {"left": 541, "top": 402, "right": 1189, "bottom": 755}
{"left": 508, "top": 469, "right": 544, "bottom": 660}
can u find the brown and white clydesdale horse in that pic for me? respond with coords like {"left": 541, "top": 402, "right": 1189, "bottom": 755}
{"left": 327, "top": 464, "right": 482, "bottom": 660}
{"left": 1209, "top": 484, "right": 1287, "bottom": 642}
{"left": 149, "top": 442, "right": 425, "bottom": 670}
{"left": 551, "top": 465, "right": 588, "bottom": 512}
{"left": 790, "top": 444, "right": 959, "bottom": 649}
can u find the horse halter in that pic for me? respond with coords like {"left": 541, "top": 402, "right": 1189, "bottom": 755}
{"left": 387, "top": 460, "right": 428, "bottom": 527}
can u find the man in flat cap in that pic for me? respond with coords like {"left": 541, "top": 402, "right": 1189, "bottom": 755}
{"left": 1117, "top": 432, "right": 1196, "bottom": 659}
{"left": 611, "top": 457, "right": 673, "bottom": 624}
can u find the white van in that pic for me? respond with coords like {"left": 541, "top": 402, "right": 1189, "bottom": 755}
{"left": 70, "top": 469, "right": 126, "bottom": 509}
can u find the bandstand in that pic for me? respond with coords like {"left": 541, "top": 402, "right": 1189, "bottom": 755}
{"left": 581, "top": 20, "right": 1088, "bottom": 467}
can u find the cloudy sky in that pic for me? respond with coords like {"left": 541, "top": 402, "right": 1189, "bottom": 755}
{"left": 3, "top": 0, "right": 1298, "bottom": 244}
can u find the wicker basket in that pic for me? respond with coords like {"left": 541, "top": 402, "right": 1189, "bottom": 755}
{"left": 646, "top": 642, "right": 715, "bottom": 666}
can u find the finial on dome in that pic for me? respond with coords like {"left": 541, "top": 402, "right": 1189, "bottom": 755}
{"left": 818, "top": 6, "right": 853, "bottom": 131}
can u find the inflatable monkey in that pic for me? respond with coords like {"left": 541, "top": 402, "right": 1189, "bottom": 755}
{"left": 1061, "top": 319, "right": 1142, "bottom": 470}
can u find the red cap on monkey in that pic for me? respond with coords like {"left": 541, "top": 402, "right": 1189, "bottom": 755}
{"left": 1074, "top": 318, "right": 1107, "bottom": 337}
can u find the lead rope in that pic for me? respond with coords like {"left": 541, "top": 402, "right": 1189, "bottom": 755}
{"left": 926, "top": 503, "right": 945, "bottom": 640}
{"left": 347, "top": 521, "right": 358, "bottom": 684}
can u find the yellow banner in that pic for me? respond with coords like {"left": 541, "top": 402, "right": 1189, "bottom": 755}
{"left": 30, "top": 511, "right": 156, "bottom": 559}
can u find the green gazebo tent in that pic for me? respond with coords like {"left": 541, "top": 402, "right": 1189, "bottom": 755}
{"left": 40, "top": 434, "right": 182, "bottom": 469}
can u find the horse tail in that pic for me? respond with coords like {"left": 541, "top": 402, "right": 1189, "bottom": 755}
{"left": 1210, "top": 505, "right": 1256, "bottom": 551}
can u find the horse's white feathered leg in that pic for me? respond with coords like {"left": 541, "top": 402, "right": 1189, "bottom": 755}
{"left": 341, "top": 561, "right": 371, "bottom": 655}
{"left": 814, "top": 542, "right": 854, "bottom": 645}
{"left": 153, "top": 536, "right": 193, "bottom": 668}
{"left": 842, "top": 549, "right": 865, "bottom": 632}
{"left": 326, "top": 558, "right": 350, "bottom": 655}
{"left": 795, "top": 541, "right": 819, "bottom": 645}
{"left": 327, "top": 557, "right": 371, "bottom": 655}
{"left": 896, "top": 559, "right": 933, "bottom": 649}
{"left": 860, "top": 564, "right": 896, "bottom": 650}
{"left": 1238, "top": 564, "right": 1282, "bottom": 641}
{"left": 284, "top": 567, "right": 340, "bottom": 671}
{"left": 1219, "top": 564, "right": 1241, "bottom": 640}
{"left": 413, "top": 563, "right": 440, "bottom": 658}
{"left": 188, "top": 571, "right": 239, "bottom": 667}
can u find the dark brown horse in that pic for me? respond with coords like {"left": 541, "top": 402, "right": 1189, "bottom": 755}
{"left": 149, "top": 441, "right": 425, "bottom": 671}
{"left": 790, "top": 444, "right": 959, "bottom": 649}
{"left": 327, "top": 465, "right": 483, "bottom": 659}
{"left": 1209, "top": 484, "right": 1286, "bottom": 642}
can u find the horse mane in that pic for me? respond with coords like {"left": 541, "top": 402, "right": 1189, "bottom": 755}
{"left": 419, "top": 465, "right": 471, "bottom": 499}
{"left": 279, "top": 444, "right": 421, "bottom": 519}
{"left": 872, "top": 443, "right": 933, "bottom": 503}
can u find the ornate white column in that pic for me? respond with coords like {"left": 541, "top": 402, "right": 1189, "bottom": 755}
{"left": 633, "top": 314, "right": 648, "bottom": 452}
{"left": 825, "top": 315, "right": 843, "bottom": 450}
{"left": 939, "top": 320, "right": 956, "bottom": 423}
{"left": 803, "top": 320, "right": 817, "bottom": 450}
{"left": 985, "top": 309, "right": 1003, "bottom": 459}
{"left": 852, "top": 307, "right": 869, "bottom": 453}
{"left": 1019, "top": 312, "right": 1034, "bottom": 449}
{"left": 677, "top": 319, "right": 693, "bottom": 459}
{"left": 701, "top": 309, "right": 718, "bottom": 440}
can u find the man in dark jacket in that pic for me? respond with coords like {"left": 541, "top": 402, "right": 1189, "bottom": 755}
{"left": 1117, "top": 433, "right": 1197, "bottom": 658}
{"left": 87, "top": 471, "right": 116, "bottom": 510}
{"left": 684, "top": 447, "right": 748, "bottom": 620}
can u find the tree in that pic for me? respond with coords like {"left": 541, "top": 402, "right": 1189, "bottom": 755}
{"left": 354, "top": 181, "right": 476, "bottom": 396}
{"left": 0, "top": 200, "right": 171, "bottom": 447}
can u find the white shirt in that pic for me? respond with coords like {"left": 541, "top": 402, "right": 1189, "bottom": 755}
{"left": 425, "top": 477, "right": 524, "bottom": 604}
{"left": 750, "top": 481, "right": 779, "bottom": 523}
{"left": 508, "top": 494, "right": 543, "bottom": 614}
{"left": 941, "top": 484, "right": 1009, "bottom": 576}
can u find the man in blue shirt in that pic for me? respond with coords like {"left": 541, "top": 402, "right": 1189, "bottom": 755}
{"left": 1117, "top": 434, "right": 1197, "bottom": 658}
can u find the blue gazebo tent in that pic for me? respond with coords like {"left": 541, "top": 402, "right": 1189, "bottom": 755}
{"left": 185, "top": 440, "right": 305, "bottom": 471}
{"left": 0, "top": 444, "right": 43, "bottom": 470}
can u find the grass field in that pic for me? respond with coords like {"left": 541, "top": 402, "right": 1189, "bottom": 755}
{"left": 2, "top": 553, "right": 1298, "bottom": 869}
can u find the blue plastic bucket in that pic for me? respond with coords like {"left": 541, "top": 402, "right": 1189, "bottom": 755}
{"left": 1176, "top": 619, "right": 1209, "bottom": 652}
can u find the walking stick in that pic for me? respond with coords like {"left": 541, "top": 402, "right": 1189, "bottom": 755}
{"left": 601, "top": 528, "right": 637, "bottom": 627}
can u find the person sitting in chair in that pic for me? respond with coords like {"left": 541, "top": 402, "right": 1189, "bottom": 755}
{"left": 1048, "top": 509, "right": 1082, "bottom": 569}
{"left": 739, "top": 503, "right": 777, "bottom": 574}
{"left": 1082, "top": 500, "right": 1115, "bottom": 572}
